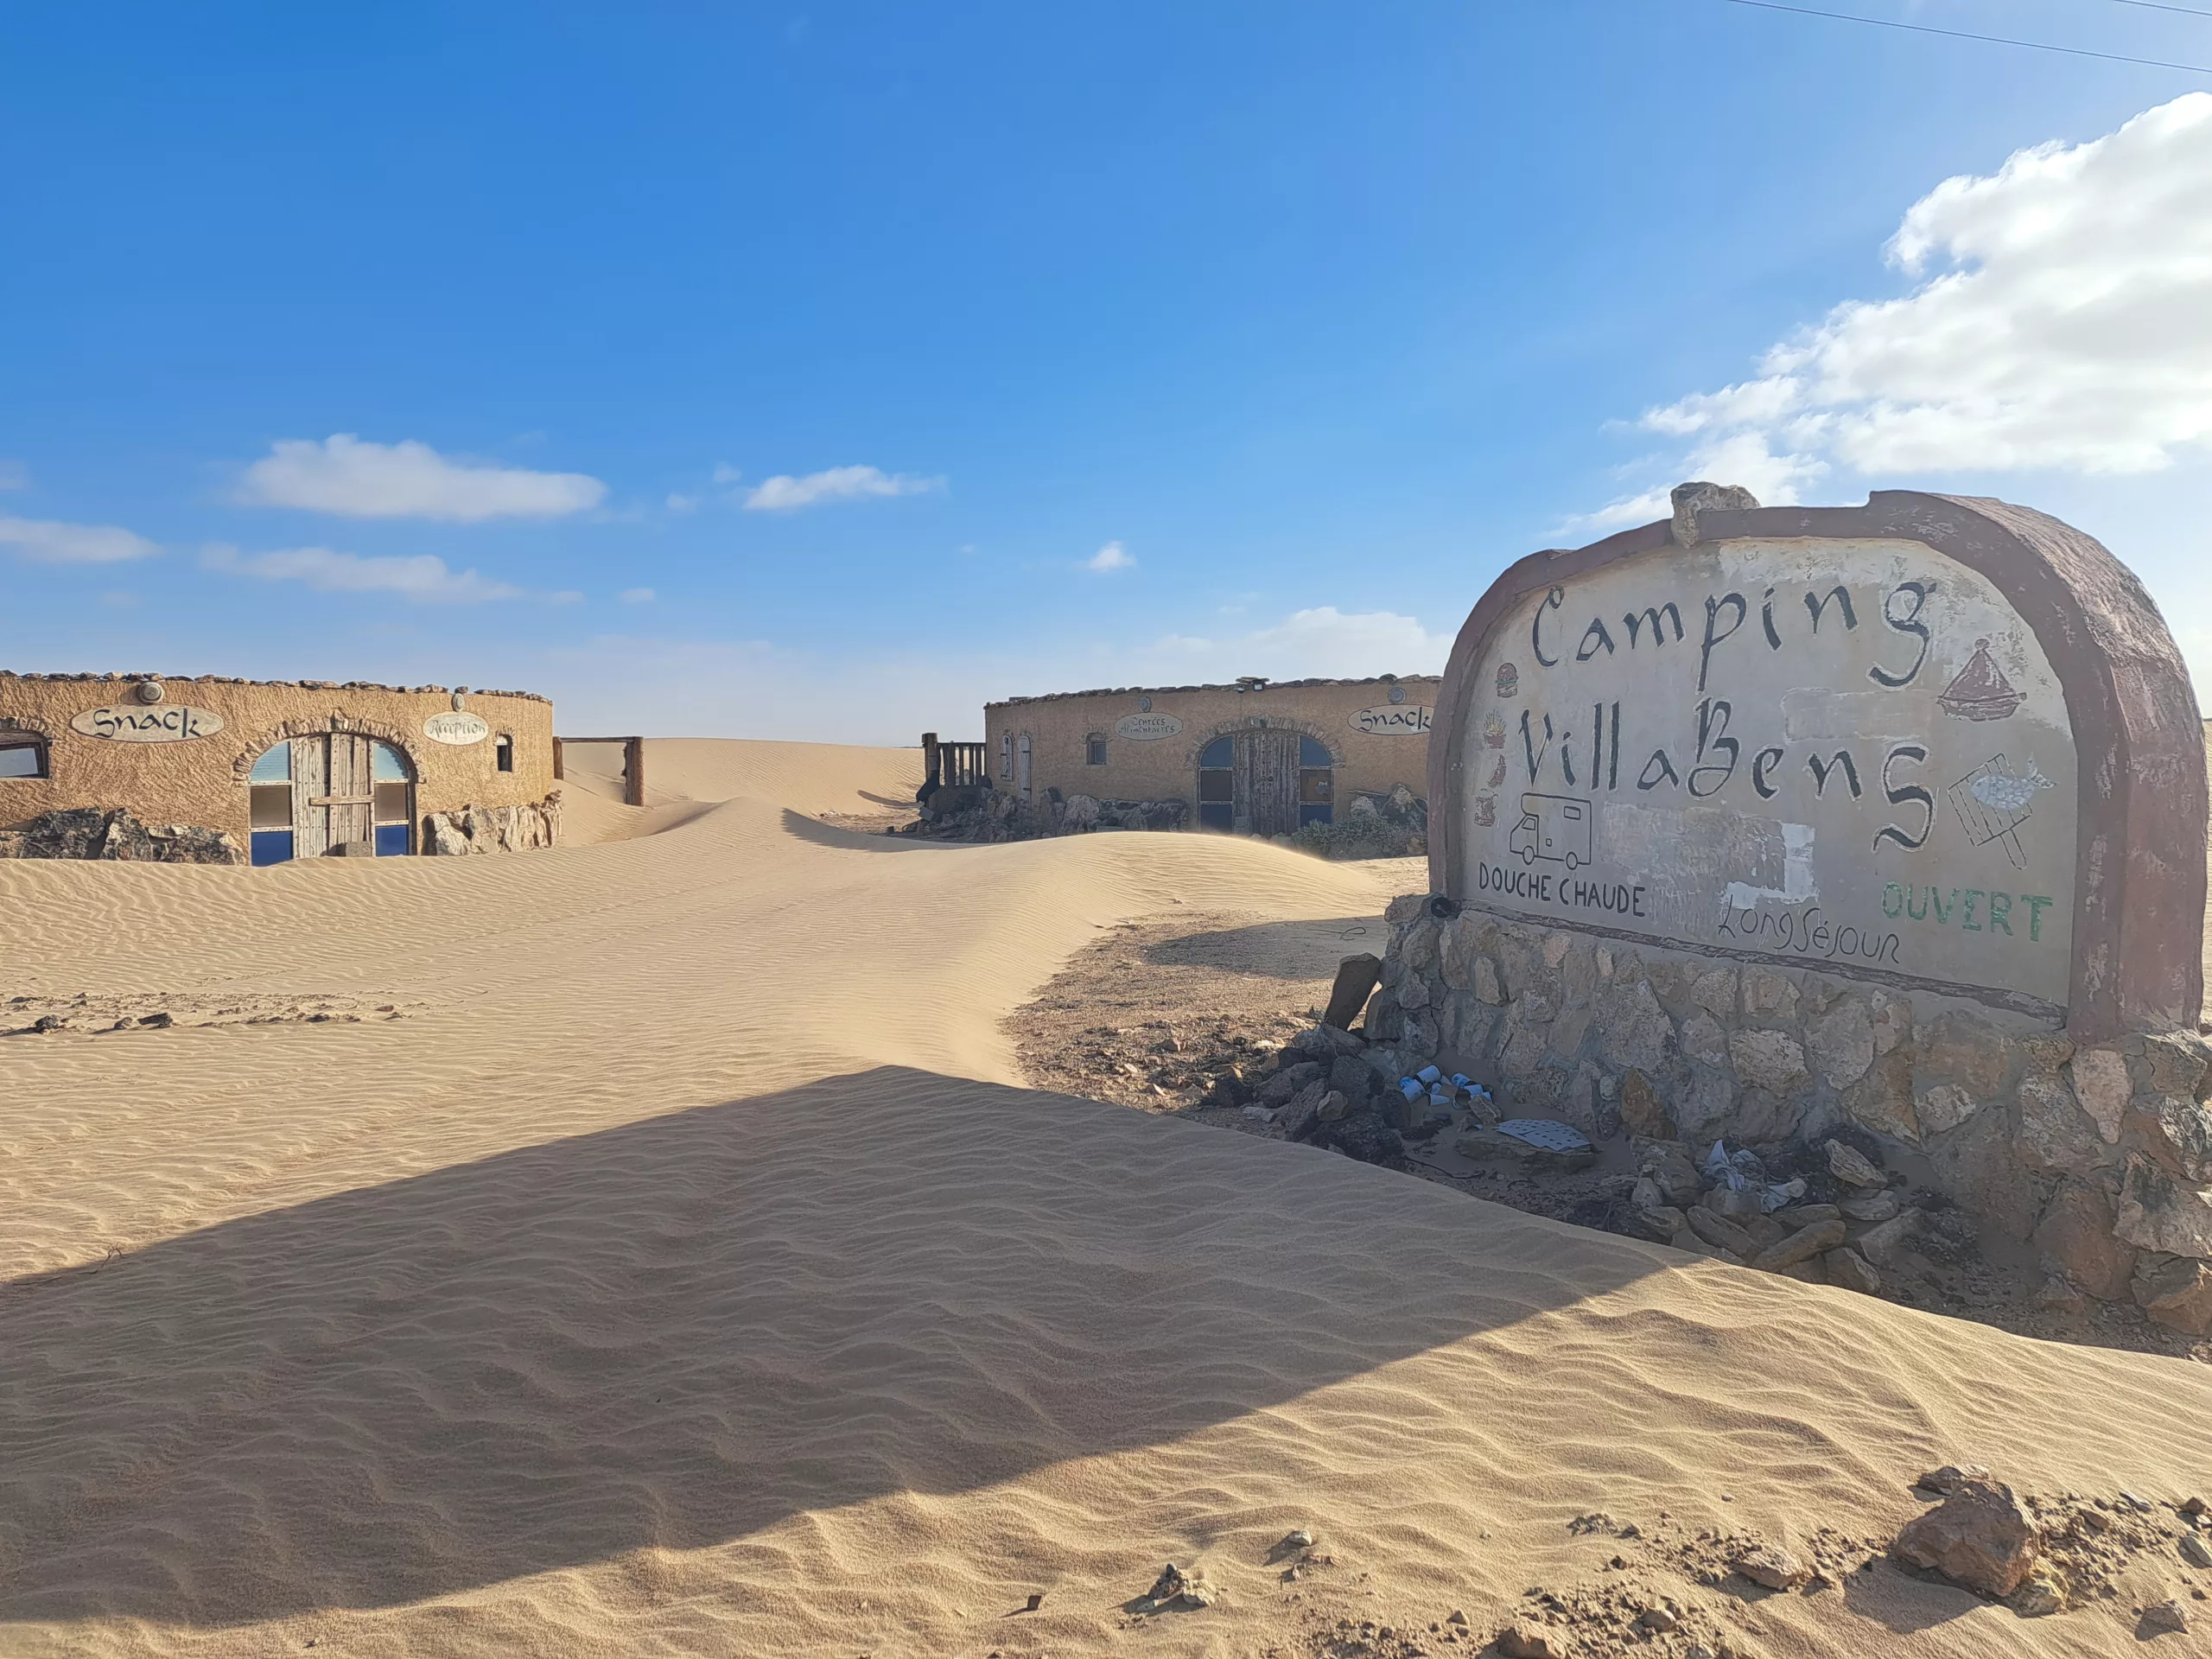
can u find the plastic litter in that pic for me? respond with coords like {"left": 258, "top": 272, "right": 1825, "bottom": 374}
{"left": 1703, "top": 1139, "right": 1806, "bottom": 1213}
{"left": 1497, "top": 1118, "right": 1592, "bottom": 1154}
{"left": 1400, "top": 1077, "right": 1425, "bottom": 1101}
{"left": 1416, "top": 1065, "right": 1443, "bottom": 1085}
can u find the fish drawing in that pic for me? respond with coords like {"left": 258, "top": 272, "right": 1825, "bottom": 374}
{"left": 1967, "top": 761, "right": 2052, "bottom": 815}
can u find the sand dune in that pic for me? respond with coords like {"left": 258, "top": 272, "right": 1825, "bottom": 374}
{"left": 3, "top": 740, "right": 2210, "bottom": 1657}
{"left": 559, "top": 736, "right": 925, "bottom": 843}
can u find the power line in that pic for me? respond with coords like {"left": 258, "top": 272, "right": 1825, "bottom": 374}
{"left": 2107, "top": 0, "right": 2212, "bottom": 20}
{"left": 1719, "top": 0, "right": 2212, "bottom": 74}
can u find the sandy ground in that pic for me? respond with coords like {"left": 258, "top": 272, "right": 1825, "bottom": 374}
{"left": 5, "top": 739, "right": 2212, "bottom": 1659}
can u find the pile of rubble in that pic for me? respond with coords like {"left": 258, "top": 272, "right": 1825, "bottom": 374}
{"left": 1290, "top": 784, "right": 1429, "bottom": 860}
{"left": 898, "top": 783, "right": 1186, "bottom": 842}
{"left": 0, "top": 806, "right": 243, "bottom": 864}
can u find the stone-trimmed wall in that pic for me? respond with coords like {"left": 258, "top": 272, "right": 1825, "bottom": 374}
{"left": 0, "top": 672, "right": 557, "bottom": 858}
{"left": 426, "top": 791, "right": 561, "bottom": 855}
{"left": 1369, "top": 899, "right": 2212, "bottom": 1330}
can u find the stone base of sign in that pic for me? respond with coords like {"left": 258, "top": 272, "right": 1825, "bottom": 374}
{"left": 1370, "top": 894, "right": 2212, "bottom": 1321}
{"left": 424, "top": 791, "right": 563, "bottom": 856}
{"left": 0, "top": 806, "right": 245, "bottom": 864}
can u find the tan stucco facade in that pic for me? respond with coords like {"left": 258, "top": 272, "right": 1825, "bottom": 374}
{"left": 984, "top": 676, "right": 1439, "bottom": 835}
{"left": 0, "top": 672, "right": 556, "bottom": 861}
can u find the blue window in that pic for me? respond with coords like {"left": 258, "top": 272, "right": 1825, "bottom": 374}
{"left": 251, "top": 830, "right": 296, "bottom": 867}
{"left": 1197, "top": 734, "right": 1234, "bottom": 830}
{"left": 371, "top": 741, "right": 413, "bottom": 855}
{"left": 1298, "top": 735, "right": 1333, "bottom": 827}
{"left": 248, "top": 744, "right": 296, "bottom": 863}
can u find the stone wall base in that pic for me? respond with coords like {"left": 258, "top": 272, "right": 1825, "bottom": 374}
{"left": 425, "top": 791, "right": 561, "bottom": 855}
{"left": 1371, "top": 896, "right": 2212, "bottom": 1334}
{"left": 904, "top": 785, "right": 1187, "bottom": 842}
{"left": 0, "top": 806, "right": 244, "bottom": 864}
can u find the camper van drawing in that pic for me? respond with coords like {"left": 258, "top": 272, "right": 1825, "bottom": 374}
{"left": 1508, "top": 793, "right": 1592, "bottom": 868}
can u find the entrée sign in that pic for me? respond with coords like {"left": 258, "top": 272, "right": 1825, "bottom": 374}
{"left": 70, "top": 704, "right": 226, "bottom": 742}
{"left": 423, "top": 710, "right": 491, "bottom": 745}
{"left": 1114, "top": 712, "right": 1183, "bottom": 740}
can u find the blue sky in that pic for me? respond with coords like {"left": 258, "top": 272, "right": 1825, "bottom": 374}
{"left": 3, "top": 3, "right": 2209, "bottom": 741}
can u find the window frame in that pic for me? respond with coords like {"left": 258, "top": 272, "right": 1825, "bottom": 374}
{"left": 0, "top": 734, "right": 50, "bottom": 780}
{"left": 494, "top": 733, "right": 515, "bottom": 773}
{"left": 1084, "top": 732, "right": 1107, "bottom": 766}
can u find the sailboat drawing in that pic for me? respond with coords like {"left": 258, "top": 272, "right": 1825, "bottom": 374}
{"left": 1938, "top": 638, "right": 2026, "bottom": 721}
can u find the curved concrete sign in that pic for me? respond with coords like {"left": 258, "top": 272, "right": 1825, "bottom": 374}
{"left": 71, "top": 703, "right": 225, "bottom": 742}
{"left": 1114, "top": 712, "right": 1183, "bottom": 740}
{"left": 423, "top": 710, "right": 491, "bottom": 745}
{"left": 1430, "top": 490, "right": 2206, "bottom": 1033}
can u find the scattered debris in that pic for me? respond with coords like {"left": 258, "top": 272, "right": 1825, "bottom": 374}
{"left": 1892, "top": 1474, "right": 2041, "bottom": 1597}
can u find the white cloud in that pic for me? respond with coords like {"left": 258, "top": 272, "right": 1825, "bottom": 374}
{"left": 1085, "top": 539, "right": 1134, "bottom": 573}
{"left": 201, "top": 543, "right": 522, "bottom": 603}
{"left": 620, "top": 587, "right": 656, "bottom": 604}
{"left": 665, "top": 493, "right": 701, "bottom": 514}
{"left": 711, "top": 462, "right": 744, "bottom": 486}
{"left": 742, "top": 464, "right": 943, "bottom": 512}
{"left": 238, "top": 434, "right": 607, "bottom": 521}
{"left": 0, "top": 514, "right": 158, "bottom": 564}
{"left": 1586, "top": 93, "right": 2212, "bottom": 524}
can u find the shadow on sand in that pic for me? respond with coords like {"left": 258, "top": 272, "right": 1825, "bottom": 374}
{"left": 1, "top": 1067, "right": 1663, "bottom": 1629}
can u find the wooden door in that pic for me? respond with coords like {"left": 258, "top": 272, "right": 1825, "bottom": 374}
{"left": 289, "top": 736, "right": 330, "bottom": 858}
{"left": 326, "top": 734, "right": 374, "bottom": 850}
{"left": 1238, "top": 729, "right": 1300, "bottom": 837}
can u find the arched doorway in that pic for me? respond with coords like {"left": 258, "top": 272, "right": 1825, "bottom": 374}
{"left": 248, "top": 735, "right": 416, "bottom": 866}
{"left": 1195, "top": 729, "right": 1333, "bottom": 836}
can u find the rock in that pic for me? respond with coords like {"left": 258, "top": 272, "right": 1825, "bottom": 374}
{"left": 1730, "top": 1027, "right": 1810, "bottom": 1096}
{"left": 1279, "top": 1081, "right": 1328, "bottom": 1141}
{"left": 1141, "top": 1562, "right": 1214, "bottom": 1611}
{"left": 1773, "top": 1203, "right": 1841, "bottom": 1230}
{"left": 1706, "top": 1185, "right": 1764, "bottom": 1219}
{"left": 1739, "top": 965, "right": 1800, "bottom": 1020}
{"left": 1915, "top": 1463, "right": 1991, "bottom": 1497}
{"left": 1619, "top": 1068, "right": 1671, "bottom": 1139}
{"left": 1472, "top": 955, "right": 1504, "bottom": 1006}
{"left": 2032, "top": 1179, "right": 2138, "bottom": 1300}
{"left": 1639, "top": 1141, "right": 1705, "bottom": 1207}
{"left": 1685, "top": 1206, "right": 1757, "bottom": 1258}
{"left": 1494, "top": 1624, "right": 1567, "bottom": 1659}
{"left": 2139, "top": 1598, "right": 2190, "bottom": 1638}
{"left": 1669, "top": 1227, "right": 1738, "bottom": 1263}
{"left": 1446, "top": 1608, "right": 1468, "bottom": 1626}
{"left": 1743, "top": 1214, "right": 1789, "bottom": 1252}
{"left": 1824, "top": 1248, "right": 1881, "bottom": 1294}
{"left": 0, "top": 805, "right": 245, "bottom": 864}
{"left": 1680, "top": 1011, "right": 1728, "bottom": 1068}
{"left": 1891, "top": 1477, "right": 2040, "bottom": 1598}
{"left": 2134, "top": 1093, "right": 2212, "bottom": 1185}
{"left": 1916, "top": 1084, "right": 1982, "bottom": 1137}
{"left": 1635, "top": 1605, "right": 1679, "bottom": 1632}
{"left": 1630, "top": 1205, "right": 1685, "bottom": 1243}
{"left": 1751, "top": 1219, "right": 1847, "bottom": 1273}
{"left": 1735, "top": 1542, "right": 1810, "bottom": 1590}
{"left": 1826, "top": 1140, "right": 1885, "bottom": 1188}
{"left": 2010, "top": 1568, "right": 2065, "bottom": 1617}
{"left": 1328, "top": 1053, "right": 1374, "bottom": 1105}
{"left": 1807, "top": 997, "right": 1876, "bottom": 1090}
{"left": 2181, "top": 1534, "right": 2212, "bottom": 1569}
{"left": 1855, "top": 1211, "right": 1922, "bottom": 1271}
{"left": 1312, "top": 1110, "right": 1405, "bottom": 1166}
{"left": 1259, "top": 1062, "right": 1325, "bottom": 1107}
{"left": 1383, "top": 894, "right": 1427, "bottom": 925}
{"left": 2033, "top": 1275, "right": 2088, "bottom": 1316}
{"left": 1688, "top": 966, "right": 1737, "bottom": 1014}
{"left": 2014, "top": 1066, "right": 2104, "bottom": 1173}
{"left": 2133, "top": 1255, "right": 2212, "bottom": 1336}
{"left": 1839, "top": 1188, "right": 1901, "bottom": 1223}
{"left": 2118, "top": 1157, "right": 2212, "bottom": 1259}
{"left": 1323, "top": 953, "right": 1384, "bottom": 1032}
{"left": 1315, "top": 1090, "right": 1351, "bottom": 1124}
{"left": 2069, "top": 1047, "right": 2132, "bottom": 1145}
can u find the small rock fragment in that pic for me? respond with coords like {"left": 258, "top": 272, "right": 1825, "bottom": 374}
{"left": 1840, "top": 1188, "right": 1902, "bottom": 1223}
{"left": 2011, "top": 1569, "right": 2064, "bottom": 1618}
{"left": 1749, "top": 1218, "right": 1847, "bottom": 1273}
{"left": 1494, "top": 1624, "right": 1567, "bottom": 1659}
{"left": 1826, "top": 1138, "right": 1885, "bottom": 1187}
{"left": 1446, "top": 1608, "right": 1468, "bottom": 1625}
{"left": 1024, "top": 1592, "right": 1043, "bottom": 1611}
{"left": 1635, "top": 1605, "right": 1680, "bottom": 1632}
{"left": 1823, "top": 1248, "right": 1882, "bottom": 1295}
{"left": 1736, "top": 1542, "right": 1811, "bottom": 1590}
{"left": 1772, "top": 1203, "right": 1841, "bottom": 1230}
{"left": 2183, "top": 1533, "right": 2212, "bottom": 1569}
{"left": 2139, "top": 1598, "right": 2190, "bottom": 1637}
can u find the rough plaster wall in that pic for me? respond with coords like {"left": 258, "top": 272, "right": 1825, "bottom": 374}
{"left": 983, "top": 679, "right": 1441, "bottom": 813}
{"left": 0, "top": 677, "right": 556, "bottom": 846}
